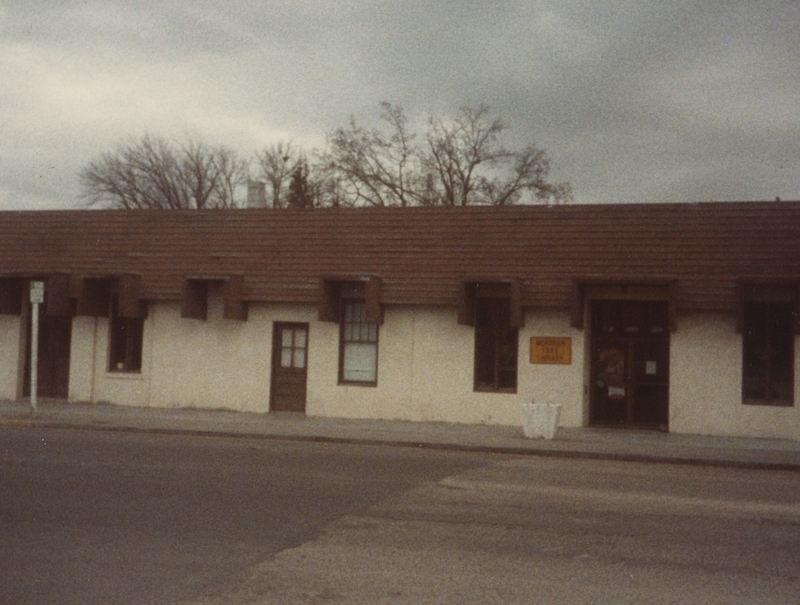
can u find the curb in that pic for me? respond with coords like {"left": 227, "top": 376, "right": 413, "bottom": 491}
{"left": 4, "top": 417, "right": 800, "bottom": 473}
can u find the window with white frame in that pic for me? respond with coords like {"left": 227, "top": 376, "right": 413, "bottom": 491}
{"left": 339, "top": 300, "right": 378, "bottom": 385}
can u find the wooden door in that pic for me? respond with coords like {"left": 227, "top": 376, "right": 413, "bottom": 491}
{"left": 270, "top": 323, "right": 308, "bottom": 412}
{"left": 24, "top": 310, "right": 72, "bottom": 399}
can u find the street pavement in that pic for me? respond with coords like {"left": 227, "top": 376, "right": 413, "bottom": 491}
{"left": 2, "top": 399, "right": 800, "bottom": 471}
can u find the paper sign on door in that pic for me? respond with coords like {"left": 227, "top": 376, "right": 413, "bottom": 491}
{"left": 608, "top": 386, "right": 626, "bottom": 400}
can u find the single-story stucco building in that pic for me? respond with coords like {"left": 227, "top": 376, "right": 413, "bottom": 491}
{"left": 1, "top": 201, "right": 799, "bottom": 440}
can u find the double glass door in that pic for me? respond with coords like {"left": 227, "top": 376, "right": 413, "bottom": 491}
{"left": 590, "top": 300, "right": 670, "bottom": 430}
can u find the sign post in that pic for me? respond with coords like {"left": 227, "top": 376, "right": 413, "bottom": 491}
{"left": 29, "top": 281, "right": 44, "bottom": 414}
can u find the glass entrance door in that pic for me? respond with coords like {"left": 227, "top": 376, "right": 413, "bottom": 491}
{"left": 590, "top": 300, "right": 669, "bottom": 430}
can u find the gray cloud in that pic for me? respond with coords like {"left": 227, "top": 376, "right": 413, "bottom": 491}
{"left": 1, "top": 0, "right": 798, "bottom": 209}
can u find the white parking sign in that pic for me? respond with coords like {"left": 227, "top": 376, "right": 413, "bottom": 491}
{"left": 30, "top": 281, "right": 44, "bottom": 304}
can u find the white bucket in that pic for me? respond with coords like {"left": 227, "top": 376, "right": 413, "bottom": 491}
{"left": 520, "top": 402, "right": 561, "bottom": 440}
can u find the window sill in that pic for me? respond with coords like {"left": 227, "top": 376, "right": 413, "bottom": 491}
{"left": 105, "top": 371, "right": 144, "bottom": 380}
{"left": 742, "top": 398, "right": 793, "bottom": 407}
{"left": 338, "top": 380, "right": 378, "bottom": 388}
{"left": 474, "top": 387, "right": 517, "bottom": 395}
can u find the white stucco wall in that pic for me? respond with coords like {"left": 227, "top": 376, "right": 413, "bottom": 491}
{"left": 60, "top": 300, "right": 583, "bottom": 427}
{"left": 307, "top": 305, "right": 416, "bottom": 420}
{"left": 79, "top": 291, "right": 317, "bottom": 412}
{"left": 68, "top": 316, "right": 96, "bottom": 402}
{"left": 519, "top": 309, "right": 586, "bottom": 428}
{"left": 147, "top": 298, "right": 271, "bottom": 411}
{"left": 5, "top": 297, "right": 799, "bottom": 439}
{"left": 670, "top": 311, "right": 800, "bottom": 440}
{"left": 0, "top": 315, "right": 21, "bottom": 400}
{"left": 309, "top": 306, "right": 584, "bottom": 427}
{"left": 90, "top": 310, "right": 153, "bottom": 408}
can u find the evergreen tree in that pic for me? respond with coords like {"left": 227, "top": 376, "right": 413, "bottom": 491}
{"left": 286, "top": 161, "right": 314, "bottom": 208}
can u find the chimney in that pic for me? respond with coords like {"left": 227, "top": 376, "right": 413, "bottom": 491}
{"left": 246, "top": 180, "right": 267, "bottom": 208}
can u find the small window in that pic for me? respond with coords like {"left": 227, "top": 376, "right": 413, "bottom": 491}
{"left": 474, "top": 297, "right": 518, "bottom": 392}
{"left": 109, "top": 297, "right": 144, "bottom": 373}
{"left": 742, "top": 300, "right": 794, "bottom": 406}
{"left": 339, "top": 301, "right": 378, "bottom": 385}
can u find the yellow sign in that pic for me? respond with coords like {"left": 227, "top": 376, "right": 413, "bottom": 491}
{"left": 530, "top": 337, "right": 572, "bottom": 365}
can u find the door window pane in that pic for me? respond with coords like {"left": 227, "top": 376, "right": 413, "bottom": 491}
{"left": 279, "top": 327, "right": 308, "bottom": 369}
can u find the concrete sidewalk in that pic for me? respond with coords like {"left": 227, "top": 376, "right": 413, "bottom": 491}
{"left": 2, "top": 399, "right": 800, "bottom": 471}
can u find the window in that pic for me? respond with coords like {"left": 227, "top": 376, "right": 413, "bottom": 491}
{"left": 742, "top": 300, "right": 794, "bottom": 406}
{"left": 474, "top": 297, "right": 518, "bottom": 392}
{"left": 109, "top": 297, "right": 144, "bottom": 373}
{"left": 339, "top": 301, "right": 378, "bottom": 385}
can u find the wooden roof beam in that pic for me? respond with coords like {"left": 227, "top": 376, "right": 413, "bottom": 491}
{"left": 46, "top": 273, "right": 72, "bottom": 317}
{"left": 318, "top": 275, "right": 383, "bottom": 325}
{"left": 118, "top": 274, "right": 148, "bottom": 319}
{"left": 223, "top": 275, "right": 248, "bottom": 321}
{"left": 571, "top": 279, "right": 678, "bottom": 332}
{"left": 76, "top": 277, "right": 112, "bottom": 317}
{"left": 458, "top": 279, "right": 525, "bottom": 329}
{"left": 735, "top": 279, "right": 800, "bottom": 334}
{"left": 181, "top": 278, "right": 209, "bottom": 320}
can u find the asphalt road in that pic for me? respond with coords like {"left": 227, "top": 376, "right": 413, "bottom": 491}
{"left": 2, "top": 425, "right": 800, "bottom": 604}
{"left": 0, "top": 426, "right": 480, "bottom": 605}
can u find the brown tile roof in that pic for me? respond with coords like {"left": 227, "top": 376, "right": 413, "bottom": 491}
{"left": 1, "top": 201, "right": 798, "bottom": 311}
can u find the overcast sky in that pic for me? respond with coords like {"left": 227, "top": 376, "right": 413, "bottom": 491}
{"left": 1, "top": 0, "right": 798, "bottom": 210}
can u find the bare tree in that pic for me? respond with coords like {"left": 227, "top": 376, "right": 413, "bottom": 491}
{"left": 305, "top": 158, "right": 347, "bottom": 208}
{"left": 80, "top": 105, "right": 569, "bottom": 211}
{"left": 212, "top": 146, "right": 250, "bottom": 206}
{"left": 80, "top": 135, "right": 248, "bottom": 209}
{"left": 255, "top": 141, "right": 300, "bottom": 209}
{"left": 424, "top": 105, "right": 571, "bottom": 206}
{"left": 325, "top": 102, "right": 426, "bottom": 207}
{"left": 424, "top": 105, "right": 504, "bottom": 206}
{"left": 325, "top": 103, "right": 571, "bottom": 207}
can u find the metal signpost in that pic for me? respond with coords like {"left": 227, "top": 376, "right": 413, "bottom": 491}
{"left": 29, "top": 281, "right": 44, "bottom": 413}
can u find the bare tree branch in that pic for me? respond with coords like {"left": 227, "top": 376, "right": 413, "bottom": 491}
{"left": 79, "top": 104, "right": 570, "bottom": 211}
{"left": 255, "top": 141, "right": 298, "bottom": 209}
{"left": 80, "top": 134, "right": 248, "bottom": 209}
{"left": 325, "top": 103, "right": 571, "bottom": 207}
{"left": 212, "top": 147, "right": 249, "bottom": 208}
{"left": 326, "top": 103, "right": 429, "bottom": 207}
